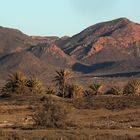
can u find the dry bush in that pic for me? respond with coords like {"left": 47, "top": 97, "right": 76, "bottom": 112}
{"left": 0, "top": 131, "right": 22, "bottom": 140}
{"left": 0, "top": 86, "right": 11, "bottom": 98}
{"left": 72, "top": 83, "right": 103, "bottom": 109}
{"left": 123, "top": 80, "right": 140, "bottom": 95}
{"left": 92, "top": 134, "right": 135, "bottom": 140}
{"left": 73, "top": 95, "right": 94, "bottom": 109}
{"left": 105, "top": 99, "right": 129, "bottom": 111}
{"left": 83, "top": 89, "right": 95, "bottom": 97}
{"left": 105, "top": 86, "right": 123, "bottom": 95}
{"left": 0, "top": 72, "right": 28, "bottom": 96}
{"left": 26, "top": 75, "right": 45, "bottom": 94}
{"left": 65, "top": 84, "right": 83, "bottom": 98}
{"left": 88, "top": 82, "right": 102, "bottom": 95}
{"left": 82, "top": 82, "right": 102, "bottom": 98}
{"left": 45, "top": 86, "right": 56, "bottom": 95}
{"left": 32, "top": 96, "right": 68, "bottom": 128}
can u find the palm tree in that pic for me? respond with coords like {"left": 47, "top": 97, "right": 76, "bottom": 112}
{"left": 123, "top": 80, "right": 140, "bottom": 95}
{"left": 89, "top": 82, "right": 102, "bottom": 95}
{"left": 107, "top": 86, "right": 123, "bottom": 95}
{"left": 66, "top": 84, "right": 83, "bottom": 98}
{"left": 26, "top": 75, "right": 44, "bottom": 94}
{"left": 45, "top": 86, "right": 56, "bottom": 95}
{"left": 54, "top": 69, "right": 71, "bottom": 98}
{"left": 5, "top": 71, "right": 27, "bottom": 94}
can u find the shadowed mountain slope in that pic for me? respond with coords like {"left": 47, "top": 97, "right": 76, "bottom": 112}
{"left": 0, "top": 51, "right": 46, "bottom": 73}
{"left": 28, "top": 43, "right": 76, "bottom": 68}
{"left": 0, "top": 26, "right": 29, "bottom": 56}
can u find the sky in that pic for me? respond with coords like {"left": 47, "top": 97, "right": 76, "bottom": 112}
{"left": 0, "top": 0, "right": 140, "bottom": 37}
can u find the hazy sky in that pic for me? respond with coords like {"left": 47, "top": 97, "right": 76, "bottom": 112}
{"left": 0, "top": 0, "right": 140, "bottom": 36}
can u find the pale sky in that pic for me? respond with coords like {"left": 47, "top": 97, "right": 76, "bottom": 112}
{"left": 0, "top": 0, "right": 140, "bottom": 37}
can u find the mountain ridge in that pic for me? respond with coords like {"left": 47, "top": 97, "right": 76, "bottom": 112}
{"left": 58, "top": 18, "right": 140, "bottom": 63}
{"left": 0, "top": 18, "right": 140, "bottom": 80}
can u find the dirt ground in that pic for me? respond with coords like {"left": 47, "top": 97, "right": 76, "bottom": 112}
{"left": 0, "top": 93, "right": 140, "bottom": 140}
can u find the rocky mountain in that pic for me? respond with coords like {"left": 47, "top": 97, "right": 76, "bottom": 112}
{"left": 0, "top": 26, "right": 72, "bottom": 81}
{"left": 28, "top": 43, "right": 76, "bottom": 67}
{"left": 28, "top": 36, "right": 59, "bottom": 45}
{"left": 0, "top": 51, "right": 57, "bottom": 80}
{"left": 1, "top": 18, "right": 140, "bottom": 79}
{"left": 0, "top": 26, "right": 29, "bottom": 56}
{"left": 59, "top": 18, "right": 140, "bottom": 64}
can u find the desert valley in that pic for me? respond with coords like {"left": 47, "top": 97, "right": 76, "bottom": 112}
{"left": 0, "top": 18, "right": 140, "bottom": 139}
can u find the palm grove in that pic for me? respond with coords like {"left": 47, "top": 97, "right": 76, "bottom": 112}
{"left": 1, "top": 69, "right": 140, "bottom": 98}
{"left": 0, "top": 69, "right": 140, "bottom": 128}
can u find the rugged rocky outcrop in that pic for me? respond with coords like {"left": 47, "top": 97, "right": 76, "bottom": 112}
{"left": 28, "top": 43, "right": 76, "bottom": 67}
{"left": 59, "top": 18, "right": 140, "bottom": 64}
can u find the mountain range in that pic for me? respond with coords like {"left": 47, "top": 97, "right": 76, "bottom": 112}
{"left": 0, "top": 18, "right": 140, "bottom": 82}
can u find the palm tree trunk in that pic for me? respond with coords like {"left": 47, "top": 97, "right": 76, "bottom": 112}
{"left": 62, "top": 87, "right": 64, "bottom": 98}
{"left": 62, "top": 83, "right": 66, "bottom": 98}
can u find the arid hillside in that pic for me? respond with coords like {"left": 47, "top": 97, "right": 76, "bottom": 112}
{"left": 1, "top": 18, "right": 140, "bottom": 80}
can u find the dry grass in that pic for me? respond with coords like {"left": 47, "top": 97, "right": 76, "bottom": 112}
{"left": 0, "top": 91, "right": 140, "bottom": 139}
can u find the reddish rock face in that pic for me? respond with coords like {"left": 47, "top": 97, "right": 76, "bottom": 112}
{"left": 59, "top": 18, "right": 140, "bottom": 64}
{"left": 45, "top": 44, "right": 67, "bottom": 58}
{"left": 28, "top": 43, "right": 76, "bottom": 67}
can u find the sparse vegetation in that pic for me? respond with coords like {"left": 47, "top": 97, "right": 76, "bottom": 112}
{"left": 32, "top": 96, "right": 68, "bottom": 128}
{"left": 123, "top": 79, "right": 140, "bottom": 95}
{"left": 45, "top": 85, "right": 56, "bottom": 95}
{"left": 106, "top": 86, "right": 123, "bottom": 95}
{"left": 66, "top": 84, "right": 83, "bottom": 98}
{"left": 83, "top": 89, "right": 94, "bottom": 97}
{"left": 1, "top": 72, "right": 27, "bottom": 95}
{"left": 105, "top": 99, "right": 129, "bottom": 111}
{"left": 88, "top": 82, "right": 102, "bottom": 95}
{"left": 0, "top": 70, "right": 140, "bottom": 139}
{"left": 54, "top": 69, "right": 71, "bottom": 98}
{"left": 26, "top": 75, "right": 44, "bottom": 94}
{"left": 0, "top": 72, "right": 45, "bottom": 97}
{"left": 73, "top": 94, "right": 94, "bottom": 109}
{"left": 82, "top": 82, "right": 102, "bottom": 98}
{"left": 1, "top": 17, "right": 140, "bottom": 139}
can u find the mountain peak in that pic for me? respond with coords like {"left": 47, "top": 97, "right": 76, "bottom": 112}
{"left": 60, "top": 18, "right": 140, "bottom": 63}
{"left": 111, "top": 17, "right": 130, "bottom": 23}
